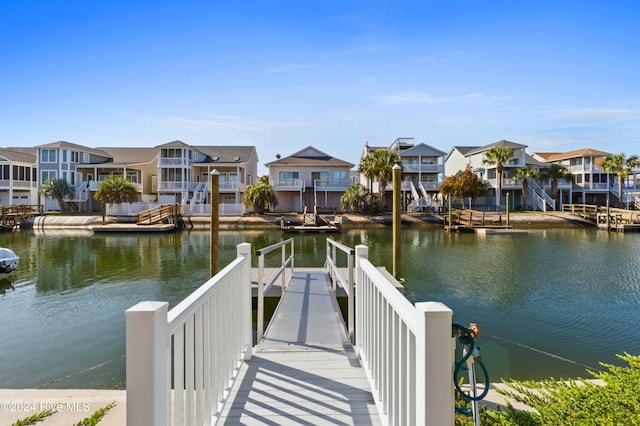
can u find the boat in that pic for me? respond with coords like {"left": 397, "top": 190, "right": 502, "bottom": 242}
{"left": 0, "top": 248, "right": 19, "bottom": 274}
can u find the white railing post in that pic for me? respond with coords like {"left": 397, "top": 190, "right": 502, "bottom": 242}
{"left": 347, "top": 249, "right": 354, "bottom": 343}
{"left": 126, "top": 301, "right": 169, "bottom": 426}
{"left": 354, "top": 245, "right": 368, "bottom": 351}
{"left": 237, "top": 243, "right": 253, "bottom": 359}
{"left": 257, "top": 250, "right": 265, "bottom": 344}
{"left": 415, "top": 301, "right": 454, "bottom": 426}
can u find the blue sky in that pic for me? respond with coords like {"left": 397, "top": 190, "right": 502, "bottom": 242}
{"left": 2, "top": 0, "right": 639, "bottom": 175}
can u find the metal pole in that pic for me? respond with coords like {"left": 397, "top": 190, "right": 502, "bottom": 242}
{"left": 392, "top": 163, "right": 401, "bottom": 278}
{"left": 210, "top": 170, "right": 219, "bottom": 277}
{"left": 506, "top": 192, "right": 510, "bottom": 227}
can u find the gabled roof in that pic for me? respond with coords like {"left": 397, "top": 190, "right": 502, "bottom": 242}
{"left": 96, "top": 147, "right": 158, "bottom": 165}
{"left": 445, "top": 146, "right": 479, "bottom": 161}
{"left": 265, "top": 146, "right": 354, "bottom": 168}
{"left": 191, "top": 145, "right": 258, "bottom": 164}
{"left": 400, "top": 143, "right": 446, "bottom": 157}
{"left": 464, "top": 140, "right": 527, "bottom": 156}
{"left": 525, "top": 154, "right": 545, "bottom": 167}
{"left": 533, "top": 148, "right": 610, "bottom": 162}
{"left": 156, "top": 140, "right": 191, "bottom": 149}
{"left": 0, "top": 148, "right": 37, "bottom": 163}
{"left": 155, "top": 141, "right": 258, "bottom": 164}
{"left": 34, "top": 141, "right": 111, "bottom": 158}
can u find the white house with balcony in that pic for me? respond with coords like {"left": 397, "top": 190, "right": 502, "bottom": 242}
{"left": 532, "top": 148, "right": 640, "bottom": 207}
{"left": 156, "top": 140, "right": 258, "bottom": 208}
{"left": 265, "top": 146, "right": 354, "bottom": 213}
{"left": 360, "top": 138, "right": 446, "bottom": 211}
{"left": 35, "top": 141, "right": 155, "bottom": 212}
{"left": 444, "top": 140, "right": 555, "bottom": 211}
{"left": 0, "top": 147, "right": 38, "bottom": 206}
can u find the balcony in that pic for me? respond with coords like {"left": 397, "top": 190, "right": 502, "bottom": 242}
{"left": 401, "top": 164, "right": 443, "bottom": 174}
{"left": 159, "top": 157, "right": 189, "bottom": 166}
{"left": 314, "top": 179, "right": 351, "bottom": 191}
{"left": 0, "top": 179, "right": 37, "bottom": 189}
{"left": 272, "top": 179, "right": 304, "bottom": 190}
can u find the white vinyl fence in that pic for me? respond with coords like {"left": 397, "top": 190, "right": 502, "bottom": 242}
{"left": 125, "top": 243, "right": 253, "bottom": 426}
{"left": 354, "top": 245, "right": 454, "bottom": 426}
{"left": 107, "top": 202, "right": 246, "bottom": 216}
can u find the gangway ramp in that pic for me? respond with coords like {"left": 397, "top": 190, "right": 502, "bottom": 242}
{"left": 219, "top": 269, "right": 381, "bottom": 424}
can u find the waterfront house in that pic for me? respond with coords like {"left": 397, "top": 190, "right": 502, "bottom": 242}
{"left": 360, "top": 137, "right": 446, "bottom": 211}
{"left": 0, "top": 147, "right": 38, "bottom": 206}
{"left": 532, "top": 148, "right": 625, "bottom": 206}
{"left": 35, "top": 141, "right": 156, "bottom": 212}
{"left": 156, "top": 140, "right": 258, "bottom": 209}
{"left": 265, "top": 146, "right": 354, "bottom": 213}
{"left": 445, "top": 140, "right": 543, "bottom": 210}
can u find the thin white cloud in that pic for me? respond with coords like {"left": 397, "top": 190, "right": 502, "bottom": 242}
{"left": 371, "top": 91, "right": 510, "bottom": 106}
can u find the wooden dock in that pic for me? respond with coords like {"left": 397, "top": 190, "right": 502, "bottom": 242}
{"left": 219, "top": 269, "right": 381, "bottom": 424}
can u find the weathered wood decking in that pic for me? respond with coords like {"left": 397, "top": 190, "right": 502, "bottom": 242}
{"left": 219, "top": 269, "right": 381, "bottom": 425}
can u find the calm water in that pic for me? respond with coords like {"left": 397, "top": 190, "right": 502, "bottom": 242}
{"left": 1, "top": 227, "right": 639, "bottom": 389}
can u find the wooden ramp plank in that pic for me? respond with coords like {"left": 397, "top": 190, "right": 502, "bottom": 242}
{"left": 219, "top": 270, "right": 381, "bottom": 425}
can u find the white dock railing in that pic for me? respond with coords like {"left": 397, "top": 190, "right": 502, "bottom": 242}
{"left": 125, "top": 243, "right": 253, "bottom": 426}
{"left": 354, "top": 245, "right": 454, "bottom": 426}
{"left": 325, "top": 238, "right": 355, "bottom": 342}
{"left": 255, "top": 238, "right": 295, "bottom": 343}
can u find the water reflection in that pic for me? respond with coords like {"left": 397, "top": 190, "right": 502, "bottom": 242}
{"left": 0, "top": 227, "right": 639, "bottom": 388}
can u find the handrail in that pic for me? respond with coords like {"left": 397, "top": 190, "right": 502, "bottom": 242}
{"left": 354, "top": 245, "right": 453, "bottom": 425}
{"left": 325, "top": 238, "right": 355, "bottom": 342}
{"left": 256, "top": 238, "right": 295, "bottom": 343}
{"left": 125, "top": 243, "right": 253, "bottom": 426}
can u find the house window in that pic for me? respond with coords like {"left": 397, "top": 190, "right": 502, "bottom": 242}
{"left": 126, "top": 172, "right": 139, "bottom": 184}
{"left": 83, "top": 153, "right": 90, "bottom": 163}
{"left": 62, "top": 150, "right": 67, "bottom": 162}
{"left": 41, "top": 170, "right": 57, "bottom": 182}
{"left": 0, "top": 165, "right": 8, "bottom": 180}
{"left": 332, "top": 170, "right": 348, "bottom": 181}
{"left": 421, "top": 157, "right": 435, "bottom": 165}
{"left": 71, "top": 151, "right": 79, "bottom": 163}
{"left": 41, "top": 149, "right": 57, "bottom": 163}
{"left": 311, "top": 171, "right": 329, "bottom": 183}
{"left": 278, "top": 171, "right": 299, "bottom": 185}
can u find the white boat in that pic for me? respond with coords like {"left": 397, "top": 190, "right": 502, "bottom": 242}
{"left": 0, "top": 248, "right": 19, "bottom": 274}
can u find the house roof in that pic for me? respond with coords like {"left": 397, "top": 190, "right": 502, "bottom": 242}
{"left": 155, "top": 141, "right": 258, "bottom": 164}
{"left": 0, "top": 147, "right": 37, "bottom": 163}
{"left": 191, "top": 145, "right": 258, "bottom": 164}
{"left": 265, "top": 146, "right": 354, "bottom": 168}
{"left": 35, "top": 141, "right": 111, "bottom": 158}
{"left": 96, "top": 147, "right": 158, "bottom": 165}
{"left": 465, "top": 140, "right": 527, "bottom": 156}
{"left": 533, "top": 148, "right": 611, "bottom": 162}
{"left": 400, "top": 143, "right": 446, "bottom": 157}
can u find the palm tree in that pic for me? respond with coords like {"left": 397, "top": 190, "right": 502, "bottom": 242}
{"left": 39, "top": 178, "right": 74, "bottom": 211}
{"left": 600, "top": 153, "right": 640, "bottom": 207}
{"left": 340, "top": 182, "right": 368, "bottom": 213}
{"left": 93, "top": 176, "right": 139, "bottom": 205}
{"left": 539, "top": 164, "right": 573, "bottom": 208}
{"left": 483, "top": 145, "right": 517, "bottom": 209}
{"left": 512, "top": 166, "right": 539, "bottom": 210}
{"left": 358, "top": 148, "right": 400, "bottom": 209}
{"left": 242, "top": 176, "right": 277, "bottom": 214}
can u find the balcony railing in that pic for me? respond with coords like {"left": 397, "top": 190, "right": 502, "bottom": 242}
{"left": 159, "top": 157, "right": 190, "bottom": 166}
{"left": 401, "top": 164, "right": 443, "bottom": 174}
{"left": 271, "top": 179, "right": 304, "bottom": 190}
{"left": 0, "top": 179, "right": 37, "bottom": 189}
{"left": 314, "top": 179, "right": 351, "bottom": 190}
